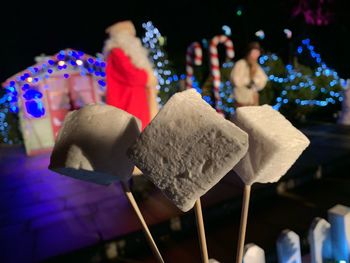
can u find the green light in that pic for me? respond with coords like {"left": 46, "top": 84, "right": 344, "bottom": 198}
{"left": 236, "top": 9, "right": 242, "bottom": 16}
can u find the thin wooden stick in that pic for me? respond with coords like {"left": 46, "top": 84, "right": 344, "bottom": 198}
{"left": 236, "top": 185, "right": 252, "bottom": 263}
{"left": 121, "top": 182, "right": 164, "bottom": 263}
{"left": 194, "top": 199, "right": 209, "bottom": 263}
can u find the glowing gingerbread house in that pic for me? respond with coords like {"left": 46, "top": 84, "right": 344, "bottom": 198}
{"left": 2, "top": 49, "right": 106, "bottom": 155}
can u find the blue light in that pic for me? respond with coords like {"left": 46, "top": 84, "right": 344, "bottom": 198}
{"left": 98, "top": 80, "right": 106, "bottom": 87}
{"left": 273, "top": 103, "right": 281, "bottom": 110}
{"left": 88, "top": 58, "right": 94, "bottom": 64}
{"left": 23, "top": 89, "right": 43, "bottom": 100}
{"left": 297, "top": 47, "right": 303, "bottom": 54}
{"left": 7, "top": 86, "right": 15, "bottom": 93}
{"left": 283, "top": 99, "right": 288, "bottom": 104}
{"left": 48, "top": 69, "right": 53, "bottom": 74}
{"left": 10, "top": 106, "right": 18, "bottom": 113}
{"left": 25, "top": 100, "right": 45, "bottom": 118}
{"left": 64, "top": 74, "right": 69, "bottom": 79}
{"left": 222, "top": 25, "right": 232, "bottom": 36}
{"left": 302, "top": 39, "right": 310, "bottom": 45}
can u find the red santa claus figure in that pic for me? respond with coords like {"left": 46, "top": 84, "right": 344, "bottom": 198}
{"left": 104, "top": 20, "right": 159, "bottom": 130}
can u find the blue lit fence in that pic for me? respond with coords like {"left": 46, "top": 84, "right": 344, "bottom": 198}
{"left": 243, "top": 204, "right": 350, "bottom": 263}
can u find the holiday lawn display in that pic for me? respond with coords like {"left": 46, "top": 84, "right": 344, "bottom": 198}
{"left": 2, "top": 49, "right": 105, "bottom": 155}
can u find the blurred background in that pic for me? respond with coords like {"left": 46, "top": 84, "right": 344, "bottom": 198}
{"left": 1, "top": 0, "right": 350, "bottom": 262}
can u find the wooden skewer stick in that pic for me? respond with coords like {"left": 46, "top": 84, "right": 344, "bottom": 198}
{"left": 194, "top": 199, "right": 209, "bottom": 263}
{"left": 121, "top": 181, "right": 164, "bottom": 263}
{"left": 236, "top": 185, "right": 252, "bottom": 263}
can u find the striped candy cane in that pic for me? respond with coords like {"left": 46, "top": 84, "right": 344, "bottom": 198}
{"left": 210, "top": 35, "right": 234, "bottom": 113}
{"left": 186, "top": 42, "right": 203, "bottom": 89}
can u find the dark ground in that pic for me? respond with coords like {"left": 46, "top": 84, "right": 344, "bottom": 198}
{"left": 0, "top": 122, "right": 349, "bottom": 263}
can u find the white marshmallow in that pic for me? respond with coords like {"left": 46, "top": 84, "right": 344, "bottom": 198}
{"left": 49, "top": 104, "right": 141, "bottom": 185}
{"left": 233, "top": 105, "right": 310, "bottom": 185}
{"left": 128, "top": 89, "right": 248, "bottom": 212}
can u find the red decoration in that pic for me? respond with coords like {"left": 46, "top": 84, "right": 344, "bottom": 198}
{"left": 106, "top": 48, "right": 150, "bottom": 130}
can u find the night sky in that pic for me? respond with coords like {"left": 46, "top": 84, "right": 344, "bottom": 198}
{"left": 1, "top": 0, "right": 349, "bottom": 83}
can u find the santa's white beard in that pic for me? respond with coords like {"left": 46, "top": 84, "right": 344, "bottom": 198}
{"left": 103, "top": 33, "right": 153, "bottom": 72}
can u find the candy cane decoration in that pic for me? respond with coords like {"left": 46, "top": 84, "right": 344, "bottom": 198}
{"left": 186, "top": 42, "right": 202, "bottom": 89}
{"left": 210, "top": 35, "right": 234, "bottom": 113}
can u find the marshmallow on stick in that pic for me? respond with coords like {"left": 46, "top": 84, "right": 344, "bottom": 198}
{"left": 49, "top": 104, "right": 164, "bottom": 263}
{"left": 49, "top": 104, "right": 140, "bottom": 184}
{"left": 232, "top": 105, "right": 310, "bottom": 185}
{"left": 232, "top": 105, "right": 310, "bottom": 263}
{"left": 128, "top": 89, "right": 249, "bottom": 212}
{"left": 128, "top": 89, "right": 249, "bottom": 263}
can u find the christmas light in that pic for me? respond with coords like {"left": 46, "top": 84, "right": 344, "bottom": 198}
{"left": 222, "top": 25, "right": 232, "bottom": 36}
{"left": 283, "top": 29, "right": 292, "bottom": 39}
{"left": 255, "top": 30, "right": 265, "bottom": 40}
{"left": 1, "top": 49, "right": 106, "bottom": 120}
{"left": 260, "top": 39, "right": 344, "bottom": 111}
{"left": 142, "top": 21, "right": 179, "bottom": 106}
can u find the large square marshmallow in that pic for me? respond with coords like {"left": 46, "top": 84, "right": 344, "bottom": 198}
{"left": 128, "top": 89, "right": 248, "bottom": 212}
{"left": 233, "top": 105, "right": 310, "bottom": 185}
{"left": 49, "top": 104, "right": 141, "bottom": 185}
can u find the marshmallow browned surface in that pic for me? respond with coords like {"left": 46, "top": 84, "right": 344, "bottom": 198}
{"left": 233, "top": 105, "right": 310, "bottom": 185}
{"left": 128, "top": 89, "right": 249, "bottom": 212}
{"left": 49, "top": 104, "right": 141, "bottom": 185}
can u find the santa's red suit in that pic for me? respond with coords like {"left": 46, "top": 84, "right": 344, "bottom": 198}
{"left": 106, "top": 48, "right": 151, "bottom": 130}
